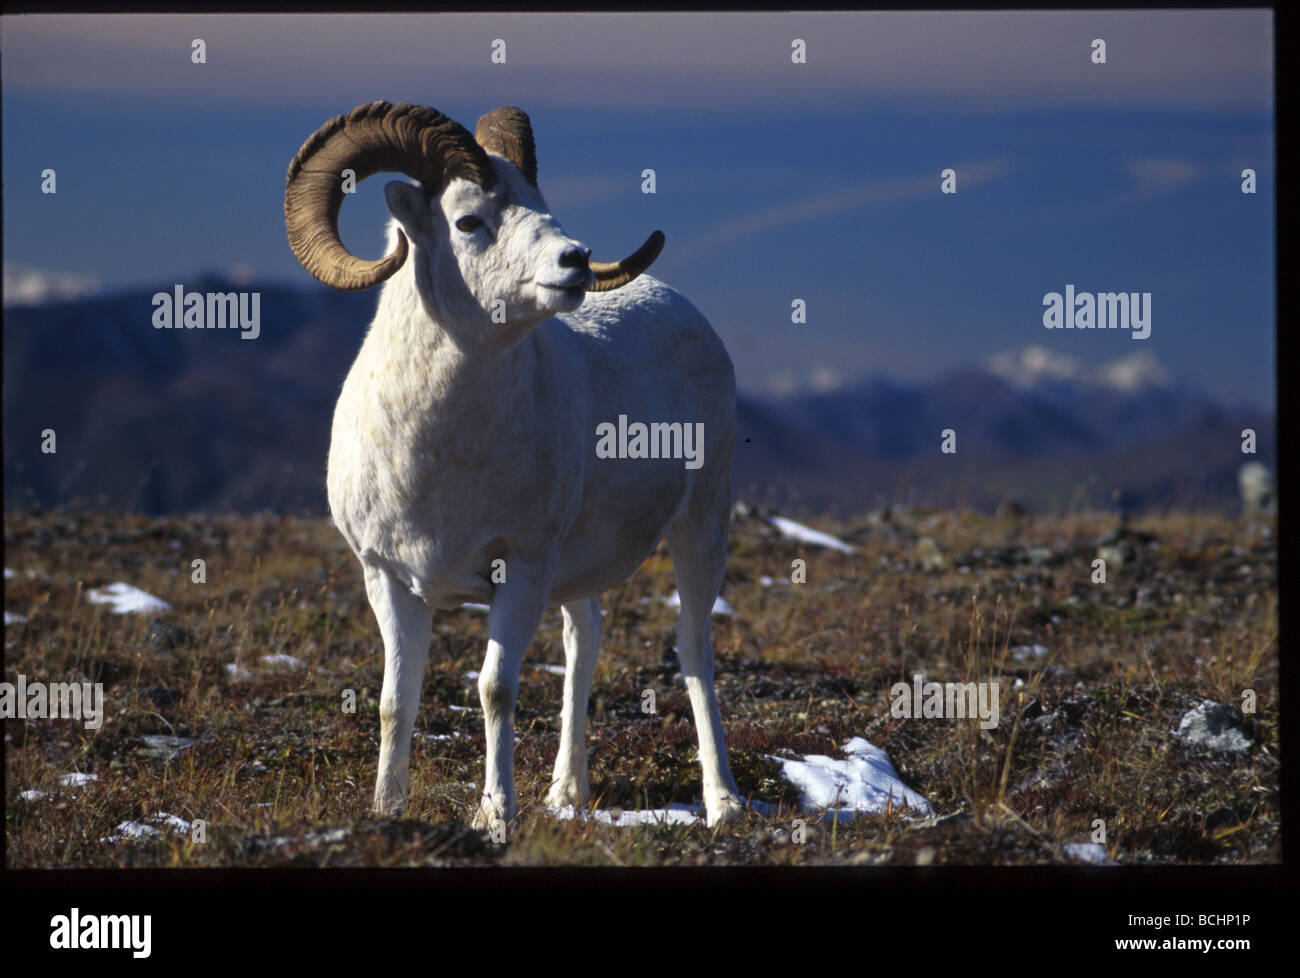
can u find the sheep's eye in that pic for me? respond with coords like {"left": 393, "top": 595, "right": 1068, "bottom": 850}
{"left": 455, "top": 216, "right": 484, "bottom": 233}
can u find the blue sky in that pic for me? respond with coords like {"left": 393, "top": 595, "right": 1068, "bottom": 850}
{"left": 1, "top": 11, "right": 1275, "bottom": 405}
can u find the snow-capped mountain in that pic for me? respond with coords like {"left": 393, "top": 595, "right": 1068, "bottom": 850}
{"left": 983, "top": 345, "right": 1172, "bottom": 394}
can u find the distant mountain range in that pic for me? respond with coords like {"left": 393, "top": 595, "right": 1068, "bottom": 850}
{"left": 736, "top": 344, "right": 1273, "bottom": 514}
{"left": 3, "top": 278, "right": 1274, "bottom": 516}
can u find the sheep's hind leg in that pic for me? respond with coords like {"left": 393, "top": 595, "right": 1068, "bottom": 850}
{"left": 546, "top": 597, "right": 601, "bottom": 811}
{"left": 473, "top": 578, "right": 550, "bottom": 830}
{"left": 366, "top": 563, "right": 433, "bottom": 816}
{"left": 666, "top": 517, "right": 744, "bottom": 828}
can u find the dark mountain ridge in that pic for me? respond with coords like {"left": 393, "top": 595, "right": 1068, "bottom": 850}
{"left": 3, "top": 280, "right": 1274, "bottom": 517}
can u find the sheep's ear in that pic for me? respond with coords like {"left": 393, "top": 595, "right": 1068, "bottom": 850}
{"left": 384, "top": 181, "right": 433, "bottom": 237}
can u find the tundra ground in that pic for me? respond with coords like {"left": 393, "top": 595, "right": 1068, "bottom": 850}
{"left": 4, "top": 506, "right": 1277, "bottom": 867}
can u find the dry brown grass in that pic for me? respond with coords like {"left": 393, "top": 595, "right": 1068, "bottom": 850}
{"left": 3, "top": 505, "right": 1278, "bottom": 867}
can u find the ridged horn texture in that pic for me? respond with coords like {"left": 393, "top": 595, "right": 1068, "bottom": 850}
{"left": 588, "top": 231, "right": 666, "bottom": 292}
{"left": 475, "top": 106, "right": 538, "bottom": 189}
{"left": 285, "top": 101, "right": 495, "bottom": 291}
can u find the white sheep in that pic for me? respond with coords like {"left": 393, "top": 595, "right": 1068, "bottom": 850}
{"left": 284, "top": 102, "right": 744, "bottom": 828}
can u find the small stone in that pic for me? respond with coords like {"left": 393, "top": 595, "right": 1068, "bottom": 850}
{"left": 137, "top": 734, "right": 196, "bottom": 760}
{"left": 1175, "top": 701, "right": 1252, "bottom": 754}
{"left": 916, "top": 537, "right": 948, "bottom": 572}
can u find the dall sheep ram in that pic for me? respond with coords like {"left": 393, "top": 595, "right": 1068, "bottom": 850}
{"left": 284, "top": 102, "right": 744, "bottom": 828}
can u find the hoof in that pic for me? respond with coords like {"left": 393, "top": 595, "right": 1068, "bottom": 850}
{"left": 471, "top": 795, "right": 514, "bottom": 831}
{"left": 545, "top": 778, "right": 591, "bottom": 812}
{"left": 705, "top": 793, "right": 746, "bottom": 828}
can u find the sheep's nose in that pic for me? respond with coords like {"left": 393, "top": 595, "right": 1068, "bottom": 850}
{"left": 558, "top": 245, "right": 591, "bottom": 271}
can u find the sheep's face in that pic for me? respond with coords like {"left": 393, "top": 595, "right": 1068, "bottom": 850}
{"left": 385, "top": 159, "right": 591, "bottom": 331}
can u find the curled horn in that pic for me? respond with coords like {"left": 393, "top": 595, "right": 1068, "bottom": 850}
{"left": 475, "top": 106, "right": 538, "bottom": 189}
{"left": 285, "top": 101, "right": 495, "bottom": 291}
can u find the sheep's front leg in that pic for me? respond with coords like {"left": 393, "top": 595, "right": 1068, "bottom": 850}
{"left": 472, "top": 579, "right": 550, "bottom": 830}
{"left": 546, "top": 598, "right": 601, "bottom": 810}
{"left": 365, "top": 563, "right": 432, "bottom": 815}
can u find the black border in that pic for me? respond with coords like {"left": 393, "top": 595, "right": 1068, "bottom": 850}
{"left": 1, "top": 0, "right": 1292, "bottom": 961}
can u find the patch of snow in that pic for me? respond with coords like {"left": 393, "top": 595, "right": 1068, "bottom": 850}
{"left": 23, "top": 773, "right": 98, "bottom": 801}
{"left": 103, "top": 821, "right": 163, "bottom": 841}
{"left": 4, "top": 568, "right": 15, "bottom": 579}
{"left": 260, "top": 654, "right": 303, "bottom": 670}
{"left": 548, "top": 803, "right": 703, "bottom": 827}
{"left": 1011, "top": 644, "right": 1049, "bottom": 660}
{"left": 770, "top": 737, "right": 933, "bottom": 817}
{"left": 984, "top": 344, "right": 1169, "bottom": 394}
{"left": 758, "top": 575, "right": 776, "bottom": 587}
{"left": 984, "top": 345, "right": 1084, "bottom": 389}
{"left": 153, "top": 812, "right": 192, "bottom": 832}
{"left": 539, "top": 737, "right": 933, "bottom": 830}
{"left": 448, "top": 704, "right": 477, "bottom": 713}
{"left": 531, "top": 663, "right": 567, "bottom": 676}
{"left": 1063, "top": 841, "right": 1116, "bottom": 865}
{"left": 101, "top": 811, "right": 190, "bottom": 844}
{"left": 304, "top": 826, "right": 349, "bottom": 846}
{"left": 765, "top": 515, "right": 857, "bottom": 554}
{"left": 225, "top": 663, "right": 253, "bottom": 682}
{"left": 5, "top": 611, "right": 27, "bottom": 625}
{"left": 4, "top": 265, "right": 102, "bottom": 306}
{"left": 459, "top": 603, "right": 490, "bottom": 613}
{"left": 1096, "top": 350, "right": 1169, "bottom": 393}
{"left": 85, "top": 582, "right": 171, "bottom": 615}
